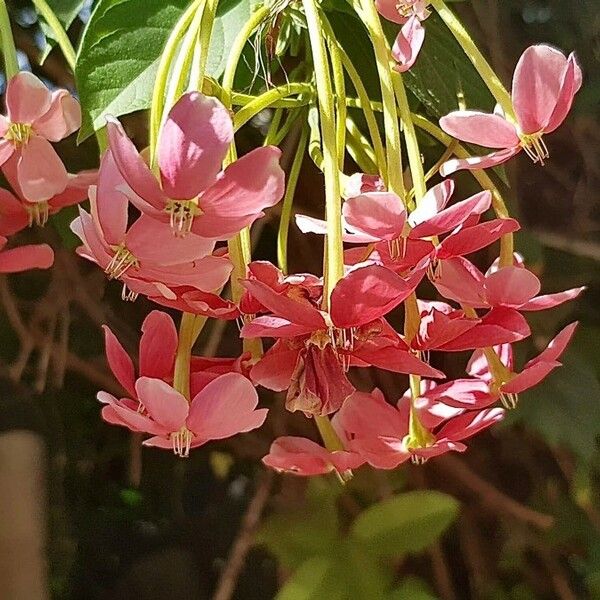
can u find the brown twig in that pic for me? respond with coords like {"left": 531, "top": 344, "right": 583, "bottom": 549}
{"left": 212, "top": 471, "right": 274, "bottom": 600}
{"left": 435, "top": 455, "right": 554, "bottom": 530}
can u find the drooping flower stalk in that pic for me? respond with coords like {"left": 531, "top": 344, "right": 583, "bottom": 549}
{"left": 0, "top": 0, "right": 18, "bottom": 78}
{"left": 357, "top": 0, "right": 405, "bottom": 197}
{"left": 429, "top": 0, "right": 515, "bottom": 120}
{"left": 31, "top": 0, "right": 77, "bottom": 70}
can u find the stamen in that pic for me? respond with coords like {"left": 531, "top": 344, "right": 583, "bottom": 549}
{"left": 5, "top": 122, "right": 32, "bottom": 146}
{"left": 121, "top": 284, "right": 138, "bottom": 302}
{"left": 105, "top": 244, "right": 138, "bottom": 280}
{"left": 25, "top": 201, "right": 50, "bottom": 227}
{"left": 411, "top": 454, "right": 428, "bottom": 465}
{"left": 520, "top": 131, "right": 549, "bottom": 165}
{"left": 500, "top": 391, "right": 519, "bottom": 409}
{"left": 171, "top": 427, "right": 193, "bottom": 458}
{"left": 427, "top": 258, "right": 442, "bottom": 281}
{"left": 165, "top": 200, "right": 202, "bottom": 237}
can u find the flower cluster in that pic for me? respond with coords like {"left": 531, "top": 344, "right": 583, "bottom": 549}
{"left": 1, "top": 3, "right": 584, "bottom": 480}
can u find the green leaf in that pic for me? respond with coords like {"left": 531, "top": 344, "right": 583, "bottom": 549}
{"left": 75, "top": 0, "right": 189, "bottom": 141}
{"left": 276, "top": 555, "right": 345, "bottom": 600}
{"left": 75, "top": 0, "right": 261, "bottom": 141}
{"left": 256, "top": 479, "right": 341, "bottom": 569}
{"left": 505, "top": 342, "right": 600, "bottom": 462}
{"left": 400, "top": 13, "right": 495, "bottom": 118}
{"left": 387, "top": 577, "right": 438, "bottom": 600}
{"left": 350, "top": 491, "right": 459, "bottom": 557}
{"left": 37, "top": 0, "right": 86, "bottom": 63}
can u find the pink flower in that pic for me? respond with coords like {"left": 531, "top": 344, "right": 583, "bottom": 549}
{"left": 343, "top": 173, "right": 386, "bottom": 198}
{"left": 103, "top": 310, "right": 178, "bottom": 399}
{"left": 242, "top": 263, "right": 444, "bottom": 415}
{"left": 440, "top": 45, "right": 582, "bottom": 174}
{"left": 467, "top": 322, "right": 578, "bottom": 400}
{"left": 71, "top": 151, "right": 232, "bottom": 302}
{"left": 0, "top": 235, "right": 53, "bottom": 272}
{"left": 392, "top": 16, "right": 425, "bottom": 72}
{"left": 412, "top": 300, "right": 530, "bottom": 352}
{"left": 434, "top": 257, "right": 585, "bottom": 311}
{"left": 333, "top": 388, "right": 504, "bottom": 468}
{"left": 0, "top": 164, "right": 95, "bottom": 233}
{"left": 262, "top": 436, "right": 364, "bottom": 476}
{"left": 0, "top": 72, "right": 81, "bottom": 201}
{"left": 99, "top": 373, "right": 267, "bottom": 457}
{"left": 107, "top": 92, "right": 285, "bottom": 238}
{"left": 376, "top": 0, "right": 431, "bottom": 23}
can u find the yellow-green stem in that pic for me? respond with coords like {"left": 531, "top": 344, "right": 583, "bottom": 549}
{"left": 173, "top": 313, "right": 197, "bottom": 400}
{"left": 430, "top": 0, "right": 514, "bottom": 120}
{"left": 357, "top": 0, "right": 404, "bottom": 197}
{"left": 278, "top": 124, "right": 308, "bottom": 274}
{"left": 411, "top": 113, "right": 514, "bottom": 267}
{"left": 0, "top": 0, "right": 18, "bottom": 78}
{"left": 149, "top": 0, "right": 202, "bottom": 165}
{"left": 32, "top": 0, "right": 77, "bottom": 69}
{"left": 303, "top": 0, "right": 343, "bottom": 304}
{"left": 393, "top": 71, "right": 426, "bottom": 201}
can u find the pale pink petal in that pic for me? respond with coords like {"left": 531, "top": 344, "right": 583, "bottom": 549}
{"left": 411, "top": 190, "right": 491, "bottom": 238}
{"left": 102, "top": 325, "right": 136, "bottom": 397}
{"left": 92, "top": 151, "right": 128, "bottom": 245}
{"left": 126, "top": 215, "right": 215, "bottom": 265}
{"left": 520, "top": 286, "right": 585, "bottom": 311}
{"left": 135, "top": 377, "right": 189, "bottom": 430}
{"left": 110, "top": 403, "right": 170, "bottom": 435}
{"left": 433, "top": 257, "right": 486, "bottom": 306}
{"left": 409, "top": 180, "right": 455, "bottom": 227}
{"left": 296, "top": 213, "right": 377, "bottom": 244}
{"left": 186, "top": 373, "right": 266, "bottom": 440}
{"left": 353, "top": 342, "right": 445, "bottom": 378}
{"left": 512, "top": 45, "right": 572, "bottom": 134}
{"left": 139, "top": 311, "right": 177, "bottom": 379}
{"left": 250, "top": 342, "right": 299, "bottom": 391}
{"left": 17, "top": 137, "right": 68, "bottom": 202}
{"left": 50, "top": 169, "right": 97, "bottom": 210}
{"left": 342, "top": 192, "right": 406, "bottom": 241}
{"left": 484, "top": 266, "right": 541, "bottom": 307}
{"left": 106, "top": 117, "right": 167, "bottom": 210}
{"left": 392, "top": 16, "right": 425, "bottom": 72}
{"left": 197, "top": 146, "right": 284, "bottom": 219}
{"left": 0, "top": 242, "right": 54, "bottom": 272}
{"left": 330, "top": 265, "right": 415, "bottom": 328}
{"left": 0, "top": 139, "right": 15, "bottom": 166}
{"left": 0, "top": 115, "right": 8, "bottom": 136}
{"left": 439, "top": 110, "right": 519, "bottom": 148}
{"left": 158, "top": 92, "right": 233, "bottom": 198}
{"left": 440, "top": 147, "right": 521, "bottom": 176}
{"left": 33, "top": 90, "right": 81, "bottom": 141}
{"left": 423, "top": 379, "right": 496, "bottom": 409}
{"left": 546, "top": 53, "right": 583, "bottom": 133}
{"left": 6, "top": 72, "right": 52, "bottom": 124}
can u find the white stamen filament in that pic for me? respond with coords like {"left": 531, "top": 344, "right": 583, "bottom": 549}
{"left": 520, "top": 132, "right": 549, "bottom": 165}
{"left": 165, "top": 200, "right": 201, "bottom": 237}
{"left": 26, "top": 201, "right": 50, "bottom": 227}
{"left": 105, "top": 244, "right": 138, "bottom": 280}
{"left": 172, "top": 427, "right": 193, "bottom": 458}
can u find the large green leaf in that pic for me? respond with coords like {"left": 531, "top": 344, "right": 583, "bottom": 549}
{"left": 350, "top": 491, "right": 459, "bottom": 557}
{"left": 75, "top": 0, "right": 259, "bottom": 141}
{"left": 276, "top": 555, "right": 345, "bottom": 600}
{"left": 75, "top": 0, "right": 189, "bottom": 141}
{"left": 256, "top": 479, "right": 341, "bottom": 569}
{"left": 506, "top": 342, "right": 600, "bottom": 462}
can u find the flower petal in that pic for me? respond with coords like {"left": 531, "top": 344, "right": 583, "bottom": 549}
{"left": 6, "top": 72, "right": 52, "bottom": 124}
{"left": 158, "top": 92, "right": 233, "bottom": 198}
{"left": 186, "top": 372, "right": 266, "bottom": 440}
{"left": 439, "top": 110, "right": 519, "bottom": 148}
{"left": 484, "top": 266, "right": 541, "bottom": 307}
{"left": 392, "top": 16, "right": 425, "bottom": 72}
{"left": 440, "top": 147, "right": 521, "bottom": 176}
{"left": 250, "top": 341, "right": 299, "bottom": 391}
{"left": 139, "top": 311, "right": 178, "bottom": 380}
{"left": 546, "top": 52, "right": 583, "bottom": 133}
{"left": 102, "top": 325, "right": 136, "bottom": 397}
{"left": 520, "top": 286, "right": 585, "bottom": 311}
{"left": 135, "top": 377, "right": 189, "bottom": 430}
{"left": 33, "top": 90, "right": 81, "bottom": 141}
{"left": 0, "top": 242, "right": 54, "bottom": 272}
{"left": 342, "top": 192, "right": 406, "bottom": 241}
{"left": 17, "top": 137, "right": 68, "bottom": 201}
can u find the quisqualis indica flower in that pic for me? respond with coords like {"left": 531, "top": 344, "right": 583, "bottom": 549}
{"left": 99, "top": 373, "right": 267, "bottom": 457}
{"left": 0, "top": 72, "right": 81, "bottom": 201}
{"left": 440, "top": 45, "right": 582, "bottom": 174}
{"left": 0, "top": 235, "right": 54, "bottom": 272}
{"left": 107, "top": 92, "right": 285, "bottom": 239}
